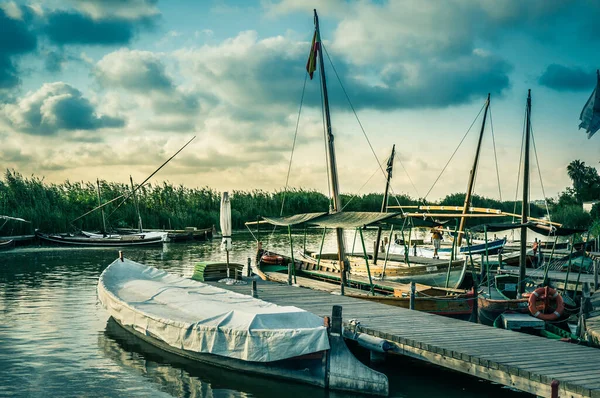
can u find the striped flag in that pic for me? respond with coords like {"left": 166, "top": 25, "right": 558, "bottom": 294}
{"left": 306, "top": 30, "right": 320, "bottom": 79}
{"left": 579, "top": 70, "right": 600, "bottom": 139}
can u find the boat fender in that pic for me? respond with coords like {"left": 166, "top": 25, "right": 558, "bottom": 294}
{"left": 527, "top": 286, "right": 564, "bottom": 321}
{"left": 356, "top": 333, "right": 393, "bottom": 353}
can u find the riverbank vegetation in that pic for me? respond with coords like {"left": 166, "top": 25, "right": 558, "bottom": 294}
{"left": 0, "top": 160, "right": 597, "bottom": 235}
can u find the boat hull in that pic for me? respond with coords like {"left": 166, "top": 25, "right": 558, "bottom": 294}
{"left": 37, "top": 232, "right": 164, "bottom": 247}
{"left": 477, "top": 295, "right": 529, "bottom": 326}
{"left": 0, "top": 239, "right": 15, "bottom": 251}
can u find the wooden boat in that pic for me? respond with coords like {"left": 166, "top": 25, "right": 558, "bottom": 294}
{"left": 0, "top": 239, "right": 15, "bottom": 250}
{"left": 388, "top": 237, "right": 506, "bottom": 259}
{"left": 98, "top": 256, "right": 388, "bottom": 395}
{"left": 259, "top": 267, "right": 474, "bottom": 318}
{"left": 36, "top": 231, "right": 164, "bottom": 247}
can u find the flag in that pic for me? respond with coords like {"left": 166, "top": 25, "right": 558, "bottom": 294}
{"left": 579, "top": 70, "right": 600, "bottom": 139}
{"left": 306, "top": 30, "right": 320, "bottom": 79}
{"left": 386, "top": 145, "right": 395, "bottom": 179}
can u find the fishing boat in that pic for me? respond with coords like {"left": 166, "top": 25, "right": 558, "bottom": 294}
{"left": 0, "top": 239, "right": 15, "bottom": 250}
{"left": 475, "top": 91, "right": 572, "bottom": 327}
{"left": 98, "top": 256, "right": 388, "bottom": 395}
{"left": 36, "top": 231, "right": 164, "bottom": 247}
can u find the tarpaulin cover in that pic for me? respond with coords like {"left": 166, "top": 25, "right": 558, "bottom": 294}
{"left": 311, "top": 212, "right": 399, "bottom": 229}
{"left": 261, "top": 212, "right": 327, "bottom": 226}
{"left": 98, "top": 258, "right": 329, "bottom": 362}
{"left": 468, "top": 222, "right": 585, "bottom": 236}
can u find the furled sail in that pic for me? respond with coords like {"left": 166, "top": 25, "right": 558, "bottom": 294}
{"left": 579, "top": 70, "right": 600, "bottom": 139}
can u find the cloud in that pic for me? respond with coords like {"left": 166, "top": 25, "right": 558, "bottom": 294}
{"left": 0, "top": 6, "right": 37, "bottom": 89}
{"left": 71, "top": 0, "right": 160, "bottom": 20}
{"left": 44, "top": 10, "right": 155, "bottom": 46}
{"left": 95, "top": 48, "right": 200, "bottom": 115}
{"left": 538, "top": 64, "right": 597, "bottom": 91}
{"left": 3, "top": 82, "right": 125, "bottom": 135}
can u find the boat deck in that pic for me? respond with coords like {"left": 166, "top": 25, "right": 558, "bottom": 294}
{"left": 500, "top": 266, "right": 598, "bottom": 292}
{"left": 210, "top": 278, "right": 600, "bottom": 398}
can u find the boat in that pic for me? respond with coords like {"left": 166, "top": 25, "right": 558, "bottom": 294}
{"left": 36, "top": 231, "right": 164, "bottom": 247}
{"left": 387, "top": 237, "right": 506, "bottom": 259}
{"left": 475, "top": 91, "right": 572, "bottom": 328}
{"left": 98, "top": 256, "right": 388, "bottom": 395}
{"left": 0, "top": 239, "right": 15, "bottom": 250}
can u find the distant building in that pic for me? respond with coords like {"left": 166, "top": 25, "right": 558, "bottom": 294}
{"left": 583, "top": 200, "right": 599, "bottom": 212}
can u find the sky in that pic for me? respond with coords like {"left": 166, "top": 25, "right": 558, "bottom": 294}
{"left": 1, "top": 0, "right": 600, "bottom": 202}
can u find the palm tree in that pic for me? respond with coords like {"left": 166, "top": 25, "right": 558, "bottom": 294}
{"left": 567, "top": 160, "right": 587, "bottom": 199}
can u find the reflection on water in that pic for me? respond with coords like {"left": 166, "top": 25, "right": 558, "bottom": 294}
{"left": 0, "top": 232, "right": 529, "bottom": 397}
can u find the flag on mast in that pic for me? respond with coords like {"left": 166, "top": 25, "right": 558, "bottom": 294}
{"left": 306, "top": 29, "right": 320, "bottom": 79}
{"left": 579, "top": 70, "right": 600, "bottom": 139}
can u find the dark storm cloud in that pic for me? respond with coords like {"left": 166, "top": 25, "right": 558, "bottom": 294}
{"left": 44, "top": 11, "right": 155, "bottom": 46}
{"left": 0, "top": 7, "right": 37, "bottom": 89}
{"left": 538, "top": 64, "right": 597, "bottom": 92}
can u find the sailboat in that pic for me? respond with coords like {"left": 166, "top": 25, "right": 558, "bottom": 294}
{"left": 386, "top": 94, "right": 506, "bottom": 260}
{"left": 248, "top": 11, "right": 473, "bottom": 317}
{"left": 476, "top": 90, "right": 568, "bottom": 327}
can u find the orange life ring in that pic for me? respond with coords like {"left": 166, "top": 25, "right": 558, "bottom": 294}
{"left": 261, "top": 253, "right": 284, "bottom": 265}
{"left": 527, "top": 286, "right": 564, "bottom": 321}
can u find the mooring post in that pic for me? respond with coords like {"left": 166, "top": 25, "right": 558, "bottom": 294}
{"left": 288, "top": 260, "right": 292, "bottom": 285}
{"left": 119, "top": 251, "right": 124, "bottom": 262}
{"left": 470, "top": 281, "right": 479, "bottom": 323}
{"left": 247, "top": 257, "right": 252, "bottom": 277}
{"left": 251, "top": 280, "right": 258, "bottom": 298}
{"left": 409, "top": 282, "right": 416, "bottom": 310}
{"left": 412, "top": 242, "right": 417, "bottom": 257}
{"left": 331, "top": 305, "right": 342, "bottom": 335}
{"left": 594, "top": 259, "right": 599, "bottom": 291}
{"left": 550, "top": 380, "right": 559, "bottom": 398}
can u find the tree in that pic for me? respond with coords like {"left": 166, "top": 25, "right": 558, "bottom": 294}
{"left": 566, "top": 160, "right": 600, "bottom": 202}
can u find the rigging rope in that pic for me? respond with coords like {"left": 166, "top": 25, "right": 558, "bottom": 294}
{"left": 279, "top": 73, "right": 308, "bottom": 217}
{"left": 423, "top": 102, "right": 486, "bottom": 200}
{"left": 321, "top": 44, "right": 413, "bottom": 213}
{"left": 530, "top": 125, "right": 552, "bottom": 222}
{"left": 341, "top": 163, "right": 382, "bottom": 211}
{"left": 488, "top": 105, "right": 503, "bottom": 202}
{"left": 512, "top": 105, "right": 528, "bottom": 223}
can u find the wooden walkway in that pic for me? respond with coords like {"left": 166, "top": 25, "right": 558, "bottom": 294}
{"left": 212, "top": 278, "right": 600, "bottom": 398}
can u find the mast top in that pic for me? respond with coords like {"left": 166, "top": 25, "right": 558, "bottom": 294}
{"left": 314, "top": 9, "right": 318, "bottom": 26}
{"left": 528, "top": 89, "right": 531, "bottom": 98}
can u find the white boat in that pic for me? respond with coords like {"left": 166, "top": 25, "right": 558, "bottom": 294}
{"left": 98, "top": 257, "right": 388, "bottom": 395}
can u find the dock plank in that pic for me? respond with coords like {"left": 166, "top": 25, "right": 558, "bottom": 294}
{"left": 209, "top": 279, "right": 600, "bottom": 398}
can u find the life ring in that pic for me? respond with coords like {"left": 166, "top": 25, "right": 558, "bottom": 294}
{"left": 261, "top": 253, "right": 285, "bottom": 265}
{"left": 527, "top": 286, "right": 564, "bottom": 321}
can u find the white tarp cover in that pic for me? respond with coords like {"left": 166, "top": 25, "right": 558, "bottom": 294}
{"left": 98, "top": 258, "right": 329, "bottom": 362}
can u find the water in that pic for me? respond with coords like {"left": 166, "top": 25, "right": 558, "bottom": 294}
{"left": 0, "top": 231, "right": 529, "bottom": 397}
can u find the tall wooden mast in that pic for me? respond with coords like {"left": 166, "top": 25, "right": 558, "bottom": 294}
{"left": 519, "top": 89, "right": 532, "bottom": 294}
{"left": 130, "top": 176, "right": 143, "bottom": 233}
{"left": 457, "top": 94, "right": 490, "bottom": 246}
{"left": 314, "top": 9, "right": 348, "bottom": 293}
{"left": 374, "top": 145, "right": 395, "bottom": 264}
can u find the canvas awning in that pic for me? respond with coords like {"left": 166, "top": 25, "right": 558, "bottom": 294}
{"left": 259, "top": 211, "right": 398, "bottom": 229}
{"left": 261, "top": 212, "right": 328, "bottom": 227}
{"left": 468, "top": 222, "right": 585, "bottom": 236}
{"left": 310, "top": 212, "right": 399, "bottom": 229}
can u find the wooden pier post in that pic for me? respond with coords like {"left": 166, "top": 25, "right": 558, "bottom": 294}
{"left": 594, "top": 259, "right": 599, "bottom": 291}
{"left": 251, "top": 280, "right": 258, "bottom": 298}
{"left": 247, "top": 257, "right": 252, "bottom": 277}
{"left": 551, "top": 380, "right": 559, "bottom": 398}
{"left": 409, "top": 282, "right": 416, "bottom": 310}
{"left": 119, "top": 251, "right": 124, "bottom": 262}
{"left": 331, "top": 305, "right": 342, "bottom": 335}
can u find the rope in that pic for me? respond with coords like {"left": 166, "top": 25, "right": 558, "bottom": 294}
{"left": 489, "top": 105, "right": 502, "bottom": 201}
{"left": 512, "top": 104, "right": 528, "bottom": 223}
{"left": 423, "top": 102, "right": 486, "bottom": 200}
{"left": 341, "top": 163, "right": 381, "bottom": 211}
{"left": 279, "top": 73, "right": 308, "bottom": 217}
{"left": 530, "top": 125, "right": 552, "bottom": 222}
{"left": 322, "top": 44, "right": 420, "bottom": 204}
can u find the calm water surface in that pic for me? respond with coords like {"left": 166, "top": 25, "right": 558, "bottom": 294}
{"left": 0, "top": 231, "right": 529, "bottom": 397}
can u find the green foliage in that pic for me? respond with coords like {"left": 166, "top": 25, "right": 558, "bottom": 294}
{"left": 566, "top": 159, "right": 600, "bottom": 202}
{"left": 551, "top": 205, "right": 592, "bottom": 229}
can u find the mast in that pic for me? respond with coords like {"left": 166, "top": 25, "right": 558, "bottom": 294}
{"left": 96, "top": 179, "right": 107, "bottom": 235}
{"left": 314, "top": 9, "right": 348, "bottom": 293}
{"left": 519, "top": 89, "right": 531, "bottom": 294}
{"left": 374, "top": 145, "right": 395, "bottom": 264}
{"left": 130, "top": 176, "right": 143, "bottom": 233}
{"left": 457, "top": 94, "right": 491, "bottom": 246}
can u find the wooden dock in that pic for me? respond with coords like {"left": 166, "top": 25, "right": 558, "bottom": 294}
{"left": 212, "top": 278, "right": 600, "bottom": 398}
